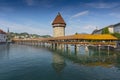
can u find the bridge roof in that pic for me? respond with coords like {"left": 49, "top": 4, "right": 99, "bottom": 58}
{"left": 12, "top": 34, "right": 118, "bottom": 42}
{"left": 45, "top": 34, "right": 118, "bottom": 40}
{"left": 52, "top": 12, "right": 66, "bottom": 25}
{"left": 74, "top": 34, "right": 117, "bottom": 40}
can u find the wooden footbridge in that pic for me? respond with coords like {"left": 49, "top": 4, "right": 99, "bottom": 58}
{"left": 12, "top": 13, "right": 118, "bottom": 50}
{"left": 13, "top": 34, "right": 118, "bottom": 48}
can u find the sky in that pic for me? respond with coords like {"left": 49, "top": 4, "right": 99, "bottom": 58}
{"left": 0, "top": 0, "right": 120, "bottom": 36}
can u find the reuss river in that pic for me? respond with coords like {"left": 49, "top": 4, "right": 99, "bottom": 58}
{"left": 0, "top": 44, "right": 120, "bottom": 80}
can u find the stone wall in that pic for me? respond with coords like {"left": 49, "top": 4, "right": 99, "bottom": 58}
{"left": 53, "top": 27, "right": 65, "bottom": 37}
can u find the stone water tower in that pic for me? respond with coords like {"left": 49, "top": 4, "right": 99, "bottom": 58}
{"left": 52, "top": 12, "right": 66, "bottom": 37}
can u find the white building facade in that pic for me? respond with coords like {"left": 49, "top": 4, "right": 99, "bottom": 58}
{"left": 114, "top": 23, "right": 120, "bottom": 33}
{"left": 0, "top": 29, "right": 7, "bottom": 43}
{"left": 92, "top": 23, "right": 120, "bottom": 34}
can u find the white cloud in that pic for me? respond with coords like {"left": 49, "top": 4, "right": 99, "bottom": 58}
{"left": 71, "top": 11, "right": 89, "bottom": 18}
{"left": 85, "top": 2, "right": 119, "bottom": 8}
{"left": 0, "top": 20, "right": 51, "bottom": 35}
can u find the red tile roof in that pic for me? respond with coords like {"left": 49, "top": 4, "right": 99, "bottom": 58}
{"left": 0, "top": 29, "right": 6, "bottom": 34}
{"left": 52, "top": 12, "right": 66, "bottom": 25}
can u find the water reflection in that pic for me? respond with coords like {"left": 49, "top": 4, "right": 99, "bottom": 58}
{"left": 0, "top": 44, "right": 119, "bottom": 80}
{"left": 49, "top": 46, "right": 120, "bottom": 69}
{"left": 52, "top": 53, "right": 66, "bottom": 73}
{"left": 116, "top": 54, "right": 120, "bottom": 70}
{"left": 0, "top": 44, "right": 10, "bottom": 59}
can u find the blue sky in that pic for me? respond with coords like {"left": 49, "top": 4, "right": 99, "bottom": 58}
{"left": 0, "top": 0, "right": 120, "bottom": 35}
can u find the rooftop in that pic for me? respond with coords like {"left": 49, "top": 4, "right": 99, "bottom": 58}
{"left": 92, "top": 22, "right": 120, "bottom": 34}
{"left": 52, "top": 12, "right": 66, "bottom": 25}
{"left": 45, "top": 34, "right": 118, "bottom": 40}
{"left": 0, "top": 29, "right": 6, "bottom": 34}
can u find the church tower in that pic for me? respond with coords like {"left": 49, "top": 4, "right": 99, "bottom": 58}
{"left": 52, "top": 12, "right": 66, "bottom": 37}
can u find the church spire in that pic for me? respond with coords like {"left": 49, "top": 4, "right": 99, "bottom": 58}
{"left": 7, "top": 27, "right": 9, "bottom": 33}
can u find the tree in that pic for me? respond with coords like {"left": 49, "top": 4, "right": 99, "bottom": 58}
{"left": 102, "top": 27, "right": 110, "bottom": 34}
{"left": 75, "top": 32, "right": 78, "bottom": 35}
{"left": 112, "top": 32, "right": 120, "bottom": 39}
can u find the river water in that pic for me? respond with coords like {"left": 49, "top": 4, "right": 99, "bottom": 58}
{"left": 0, "top": 44, "right": 120, "bottom": 80}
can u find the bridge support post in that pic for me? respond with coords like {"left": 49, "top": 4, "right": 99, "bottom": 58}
{"left": 55, "top": 43, "right": 57, "bottom": 50}
{"left": 51, "top": 43, "right": 54, "bottom": 49}
{"left": 66, "top": 44, "right": 71, "bottom": 53}
{"left": 43, "top": 42, "right": 45, "bottom": 47}
{"left": 61, "top": 44, "right": 65, "bottom": 52}
{"left": 52, "top": 43, "right": 56, "bottom": 50}
{"left": 66, "top": 44, "right": 68, "bottom": 51}
{"left": 98, "top": 44, "right": 101, "bottom": 56}
{"left": 40, "top": 42, "right": 42, "bottom": 46}
{"left": 107, "top": 45, "right": 110, "bottom": 56}
{"left": 57, "top": 44, "right": 61, "bottom": 50}
{"left": 74, "top": 44, "right": 79, "bottom": 54}
{"left": 85, "top": 45, "right": 89, "bottom": 52}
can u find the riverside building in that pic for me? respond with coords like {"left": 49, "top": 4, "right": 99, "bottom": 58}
{"left": 92, "top": 23, "right": 120, "bottom": 34}
{"left": 0, "top": 29, "right": 7, "bottom": 43}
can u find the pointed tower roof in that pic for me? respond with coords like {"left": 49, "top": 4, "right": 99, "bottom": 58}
{"left": 52, "top": 12, "right": 66, "bottom": 25}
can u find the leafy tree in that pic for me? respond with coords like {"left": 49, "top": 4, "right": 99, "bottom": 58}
{"left": 20, "top": 32, "right": 29, "bottom": 36}
{"left": 102, "top": 27, "right": 110, "bottom": 34}
{"left": 75, "top": 32, "right": 78, "bottom": 35}
{"left": 111, "top": 32, "right": 120, "bottom": 39}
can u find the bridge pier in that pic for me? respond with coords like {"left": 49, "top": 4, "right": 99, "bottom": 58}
{"left": 51, "top": 43, "right": 57, "bottom": 50}
{"left": 74, "top": 44, "right": 79, "bottom": 54}
{"left": 66, "top": 44, "right": 70, "bottom": 52}
{"left": 85, "top": 45, "right": 89, "bottom": 52}
{"left": 57, "top": 44, "right": 61, "bottom": 50}
{"left": 51, "top": 43, "right": 54, "bottom": 49}
{"left": 55, "top": 44, "right": 64, "bottom": 51}
{"left": 98, "top": 44, "right": 101, "bottom": 53}
{"left": 107, "top": 45, "right": 110, "bottom": 56}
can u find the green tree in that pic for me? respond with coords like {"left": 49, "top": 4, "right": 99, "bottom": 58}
{"left": 112, "top": 32, "right": 120, "bottom": 39}
{"left": 75, "top": 32, "right": 78, "bottom": 35}
{"left": 102, "top": 27, "right": 110, "bottom": 34}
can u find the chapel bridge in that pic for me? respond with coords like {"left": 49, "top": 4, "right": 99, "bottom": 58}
{"left": 13, "top": 34, "right": 118, "bottom": 48}
{"left": 12, "top": 13, "right": 118, "bottom": 49}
